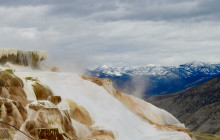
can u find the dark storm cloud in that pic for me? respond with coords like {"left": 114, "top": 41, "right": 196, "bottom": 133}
{"left": 1, "top": 0, "right": 220, "bottom": 21}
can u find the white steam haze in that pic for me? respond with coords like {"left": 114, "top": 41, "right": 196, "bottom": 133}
{"left": 118, "top": 77, "right": 150, "bottom": 99}
{"left": 132, "top": 78, "right": 151, "bottom": 99}
{"left": 0, "top": 0, "right": 220, "bottom": 69}
{"left": 45, "top": 54, "right": 88, "bottom": 73}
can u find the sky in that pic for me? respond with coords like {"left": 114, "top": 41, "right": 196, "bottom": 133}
{"left": 1, "top": 0, "right": 220, "bottom": 69}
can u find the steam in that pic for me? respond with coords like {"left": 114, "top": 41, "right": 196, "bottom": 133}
{"left": 42, "top": 50, "right": 91, "bottom": 74}
{"left": 115, "top": 77, "right": 150, "bottom": 99}
{"left": 130, "top": 77, "right": 149, "bottom": 99}
{"left": 129, "top": 77, "right": 151, "bottom": 99}
{"left": 0, "top": 49, "right": 92, "bottom": 76}
{"left": 45, "top": 55, "right": 88, "bottom": 74}
{"left": 0, "top": 49, "right": 148, "bottom": 99}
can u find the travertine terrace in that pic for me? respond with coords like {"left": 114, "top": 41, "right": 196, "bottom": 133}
{"left": 0, "top": 49, "right": 47, "bottom": 67}
{"left": 0, "top": 49, "right": 192, "bottom": 140}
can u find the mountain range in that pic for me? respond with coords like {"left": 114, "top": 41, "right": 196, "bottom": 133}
{"left": 88, "top": 61, "right": 220, "bottom": 136}
{"left": 88, "top": 61, "right": 220, "bottom": 96}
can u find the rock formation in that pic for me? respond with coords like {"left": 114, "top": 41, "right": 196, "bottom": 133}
{"left": 0, "top": 49, "right": 47, "bottom": 67}
{"left": 0, "top": 49, "right": 192, "bottom": 140}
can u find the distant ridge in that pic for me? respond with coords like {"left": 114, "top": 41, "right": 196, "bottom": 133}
{"left": 93, "top": 61, "right": 220, "bottom": 77}
{"left": 147, "top": 75, "right": 220, "bottom": 134}
{"left": 88, "top": 61, "right": 220, "bottom": 96}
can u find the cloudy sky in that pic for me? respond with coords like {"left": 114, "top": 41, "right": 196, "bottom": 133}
{"left": 1, "top": 0, "right": 220, "bottom": 68}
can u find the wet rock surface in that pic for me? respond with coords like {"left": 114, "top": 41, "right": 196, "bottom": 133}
{"left": 32, "top": 82, "right": 53, "bottom": 100}
{"left": 0, "top": 98, "right": 27, "bottom": 130}
{"left": 0, "top": 71, "right": 116, "bottom": 140}
{"left": 0, "top": 59, "right": 194, "bottom": 140}
{"left": 37, "top": 128, "right": 65, "bottom": 140}
{"left": 81, "top": 75, "right": 193, "bottom": 138}
{"left": 66, "top": 99, "right": 93, "bottom": 126}
{"left": 47, "top": 95, "right": 61, "bottom": 105}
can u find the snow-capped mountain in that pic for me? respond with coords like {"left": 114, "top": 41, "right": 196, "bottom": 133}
{"left": 93, "top": 62, "right": 220, "bottom": 78}
{"left": 88, "top": 62, "right": 220, "bottom": 96}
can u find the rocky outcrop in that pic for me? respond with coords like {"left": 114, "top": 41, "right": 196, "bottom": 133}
{"left": 47, "top": 95, "right": 61, "bottom": 105}
{"left": 65, "top": 99, "right": 93, "bottom": 126}
{"left": 51, "top": 67, "right": 59, "bottom": 72}
{"left": 0, "top": 70, "right": 29, "bottom": 140}
{"left": 32, "top": 82, "right": 53, "bottom": 100}
{"left": 0, "top": 98, "right": 27, "bottom": 129}
{"left": 91, "top": 128, "right": 115, "bottom": 140}
{"left": 36, "top": 128, "right": 65, "bottom": 140}
{"left": 0, "top": 70, "right": 116, "bottom": 140}
{"left": 25, "top": 101, "right": 77, "bottom": 139}
{"left": 0, "top": 70, "right": 23, "bottom": 87}
{"left": 0, "top": 49, "right": 47, "bottom": 67}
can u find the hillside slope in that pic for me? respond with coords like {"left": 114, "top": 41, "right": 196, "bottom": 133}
{"left": 147, "top": 76, "right": 220, "bottom": 135}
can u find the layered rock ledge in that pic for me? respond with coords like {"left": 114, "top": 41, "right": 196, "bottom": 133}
{"left": 0, "top": 49, "right": 47, "bottom": 67}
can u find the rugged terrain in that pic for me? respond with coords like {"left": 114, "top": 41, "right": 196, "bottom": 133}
{"left": 89, "top": 62, "right": 220, "bottom": 96}
{"left": 0, "top": 49, "right": 192, "bottom": 140}
{"left": 147, "top": 76, "right": 220, "bottom": 135}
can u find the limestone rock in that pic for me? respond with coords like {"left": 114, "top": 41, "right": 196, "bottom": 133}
{"left": 0, "top": 71, "right": 24, "bottom": 88}
{"left": 28, "top": 100, "right": 56, "bottom": 111}
{"left": 0, "top": 87, "right": 28, "bottom": 106}
{"left": 0, "top": 128, "right": 15, "bottom": 139}
{"left": 51, "top": 67, "right": 59, "bottom": 72}
{"left": 66, "top": 99, "right": 93, "bottom": 126}
{"left": 91, "top": 128, "right": 115, "bottom": 140}
{"left": 0, "top": 49, "right": 47, "bottom": 67}
{"left": 37, "top": 128, "right": 65, "bottom": 140}
{"left": 32, "top": 82, "right": 53, "bottom": 100}
{"left": 47, "top": 96, "right": 61, "bottom": 105}
{"left": 25, "top": 100, "right": 77, "bottom": 139}
{"left": 0, "top": 98, "right": 27, "bottom": 129}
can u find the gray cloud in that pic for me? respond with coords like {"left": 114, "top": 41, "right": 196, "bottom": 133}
{"left": 0, "top": 0, "right": 220, "bottom": 69}
{"left": 1, "top": 0, "right": 220, "bottom": 21}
